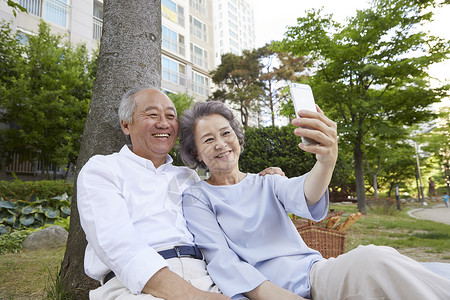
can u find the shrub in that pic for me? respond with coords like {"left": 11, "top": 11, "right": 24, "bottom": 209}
{"left": 239, "top": 125, "right": 316, "bottom": 177}
{"left": 0, "top": 230, "right": 32, "bottom": 254}
{"left": 0, "top": 180, "right": 73, "bottom": 201}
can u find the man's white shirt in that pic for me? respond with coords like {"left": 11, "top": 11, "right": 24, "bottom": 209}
{"left": 77, "top": 145, "right": 199, "bottom": 294}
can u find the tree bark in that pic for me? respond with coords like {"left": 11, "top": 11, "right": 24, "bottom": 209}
{"left": 365, "top": 155, "right": 381, "bottom": 198}
{"left": 354, "top": 141, "right": 367, "bottom": 215}
{"left": 60, "top": 1, "right": 161, "bottom": 298}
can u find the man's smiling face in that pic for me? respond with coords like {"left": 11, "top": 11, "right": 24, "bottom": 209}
{"left": 121, "top": 89, "right": 178, "bottom": 167}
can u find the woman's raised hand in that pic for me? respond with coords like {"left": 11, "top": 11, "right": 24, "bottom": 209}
{"left": 291, "top": 105, "right": 338, "bottom": 167}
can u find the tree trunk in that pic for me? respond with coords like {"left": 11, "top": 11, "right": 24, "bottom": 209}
{"left": 354, "top": 141, "right": 367, "bottom": 214}
{"left": 365, "top": 155, "right": 380, "bottom": 198}
{"left": 60, "top": 1, "right": 162, "bottom": 298}
{"left": 268, "top": 80, "right": 275, "bottom": 126}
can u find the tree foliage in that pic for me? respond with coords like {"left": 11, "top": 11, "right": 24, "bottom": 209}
{"left": 418, "top": 106, "right": 450, "bottom": 193}
{"left": 364, "top": 139, "right": 417, "bottom": 197}
{"left": 211, "top": 50, "right": 265, "bottom": 128}
{"left": 277, "top": 0, "right": 450, "bottom": 213}
{"left": 3, "top": 0, "right": 27, "bottom": 16}
{"left": 0, "top": 21, "right": 97, "bottom": 178}
{"left": 258, "top": 44, "right": 312, "bottom": 125}
{"left": 167, "top": 92, "right": 195, "bottom": 166}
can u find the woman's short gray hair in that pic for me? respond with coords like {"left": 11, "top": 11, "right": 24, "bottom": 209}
{"left": 118, "top": 87, "right": 153, "bottom": 123}
{"left": 180, "top": 101, "right": 244, "bottom": 169}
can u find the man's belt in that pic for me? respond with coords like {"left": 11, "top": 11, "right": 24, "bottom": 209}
{"left": 102, "top": 245, "right": 203, "bottom": 284}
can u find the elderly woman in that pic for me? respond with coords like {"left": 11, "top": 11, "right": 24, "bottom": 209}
{"left": 179, "top": 101, "right": 450, "bottom": 300}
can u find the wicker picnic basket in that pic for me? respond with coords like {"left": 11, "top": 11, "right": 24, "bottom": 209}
{"left": 292, "top": 210, "right": 348, "bottom": 258}
{"left": 296, "top": 224, "right": 346, "bottom": 258}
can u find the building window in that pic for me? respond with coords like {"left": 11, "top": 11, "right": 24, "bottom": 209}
{"left": 190, "top": 16, "right": 207, "bottom": 42}
{"left": 162, "top": 26, "right": 185, "bottom": 56}
{"left": 230, "top": 38, "right": 238, "bottom": 48}
{"left": 190, "top": 0, "right": 206, "bottom": 15}
{"left": 20, "top": 0, "right": 70, "bottom": 28}
{"left": 162, "top": 0, "right": 185, "bottom": 27}
{"left": 228, "top": 11, "right": 237, "bottom": 22}
{"left": 162, "top": 56, "right": 186, "bottom": 86}
{"left": 229, "top": 20, "right": 237, "bottom": 31}
{"left": 93, "top": 0, "right": 103, "bottom": 40}
{"left": 192, "top": 71, "right": 210, "bottom": 96}
{"left": 190, "top": 43, "right": 208, "bottom": 69}
{"left": 228, "top": 2, "right": 237, "bottom": 13}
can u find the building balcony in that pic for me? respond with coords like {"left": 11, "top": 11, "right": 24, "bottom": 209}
{"left": 93, "top": 16, "right": 102, "bottom": 40}
{"left": 20, "top": 0, "right": 70, "bottom": 28}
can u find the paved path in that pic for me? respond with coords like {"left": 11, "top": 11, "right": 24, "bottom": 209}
{"left": 408, "top": 204, "right": 450, "bottom": 225}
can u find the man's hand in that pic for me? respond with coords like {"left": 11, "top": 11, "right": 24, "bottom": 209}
{"left": 142, "top": 267, "right": 231, "bottom": 300}
{"left": 244, "top": 281, "right": 306, "bottom": 300}
{"left": 259, "top": 167, "right": 285, "bottom": 177}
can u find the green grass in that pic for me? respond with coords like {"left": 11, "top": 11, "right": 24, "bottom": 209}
{"left": 330, "top": 203, "right": 450, "bottom": 260}
{"left": 0, "top": 247, "right": 65, "bottom": 299}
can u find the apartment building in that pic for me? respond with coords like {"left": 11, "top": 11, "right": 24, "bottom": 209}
{"left": 212, "top": 0, "right": 256, "bottom": 67}
{"left": 0, "top": 0, "right": 102, "bottom": 51}
{"left": 161, "top": 0, "right": 214, "bottom": 99}
{"left": 0, "top": 0, "right": 215, "bottom": 179}
{"left": 0, "top": 0, "right": 214, "bottom": 99}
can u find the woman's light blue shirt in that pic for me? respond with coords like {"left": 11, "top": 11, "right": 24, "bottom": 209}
{"left": 182, "top": 173, "right": 328, "bottom": 299}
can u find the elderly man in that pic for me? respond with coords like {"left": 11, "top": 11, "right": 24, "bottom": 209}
{"left": 77, "top": 88, "right": 233, "bottom": 299}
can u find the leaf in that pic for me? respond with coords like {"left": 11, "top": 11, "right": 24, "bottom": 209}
{"left": 13, "top": 218, "right": 21, "bottom": 229}
{"left": 0, "top": 200, "right": 16, "bottom": 209}
{"left": 52, "top": 193, "right": 68, "bottom": 201}
{"left": 20, "top": 215, "right": 35, "bottom": 227}
{"left": 0, "top": 210, "right": 7, "bottom": 223}
{"left": 59, "top": 200, "right": 71, "bottom": 207}
{"left": 0, "top": 224, "right": 9, "bottom": 235}
{"left": 45, "top": 209, "right": 60, "bottom": 219}
{"left": 60, "top": 206, "right": 71, "bottom": 216}
{"left": 21, "top": 206, "right": 37, "bottom": 215}
{"left": 34, "top": 213, "right": 45, "bottom": 226}
{"left": 3, "top": 214, "right": 15, "bottom": 225}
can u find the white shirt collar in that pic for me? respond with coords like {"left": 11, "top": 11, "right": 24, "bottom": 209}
{"left": 119, "top": 145, "right": 174, "bottom": 171}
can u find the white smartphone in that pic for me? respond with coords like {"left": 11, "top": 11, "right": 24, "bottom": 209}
{"left": 289, "top": 83, "right": 318, "bottom": 145}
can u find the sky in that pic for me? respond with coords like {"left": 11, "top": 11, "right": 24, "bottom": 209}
{"left": 251, "top": 0, "right": 450, "bottom": 106}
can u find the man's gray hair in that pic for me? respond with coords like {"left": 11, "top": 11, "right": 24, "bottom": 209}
{"left": 179, "top": 101, "right": 244, "bottom": 169}
{"left": 118, "top": 86, "right": 153, "bottom": 123}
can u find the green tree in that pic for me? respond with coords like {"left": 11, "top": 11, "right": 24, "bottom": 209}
{"left": 0, "top": 21, "right": 22, "bottom": 86}
{"left": 378, "top": 143, "right": 417, "bottom": 197}
{"left": 258, "top": 44, "right": 312, "bottom": 125}
{"left": 0, "top": 21, "right": 96, "bottom": 178}
{"left": 418, "top": 107, "right": 450, "bottom": 194}
{"left": 211, "top": 50, "right": 265, "bottom": 129}
{"left": 278, "top": 0, "right": 450, "bottom": 213}
{"left": 168, "top": 91, "right": 195, "bottom": 115}
{"left": 167, "top": 92, "right": 195, "bottom": 166}
{"left": 363, "top": 137, "right": 417, "bottom": 197}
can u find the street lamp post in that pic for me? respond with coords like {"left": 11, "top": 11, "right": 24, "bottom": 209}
{"left": 415, "top": 142, "right": 427, "bottom": 206}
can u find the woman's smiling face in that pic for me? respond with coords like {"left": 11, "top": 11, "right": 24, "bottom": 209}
{"left": 194, "top": 114, "right": 241, "bottom": 175}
